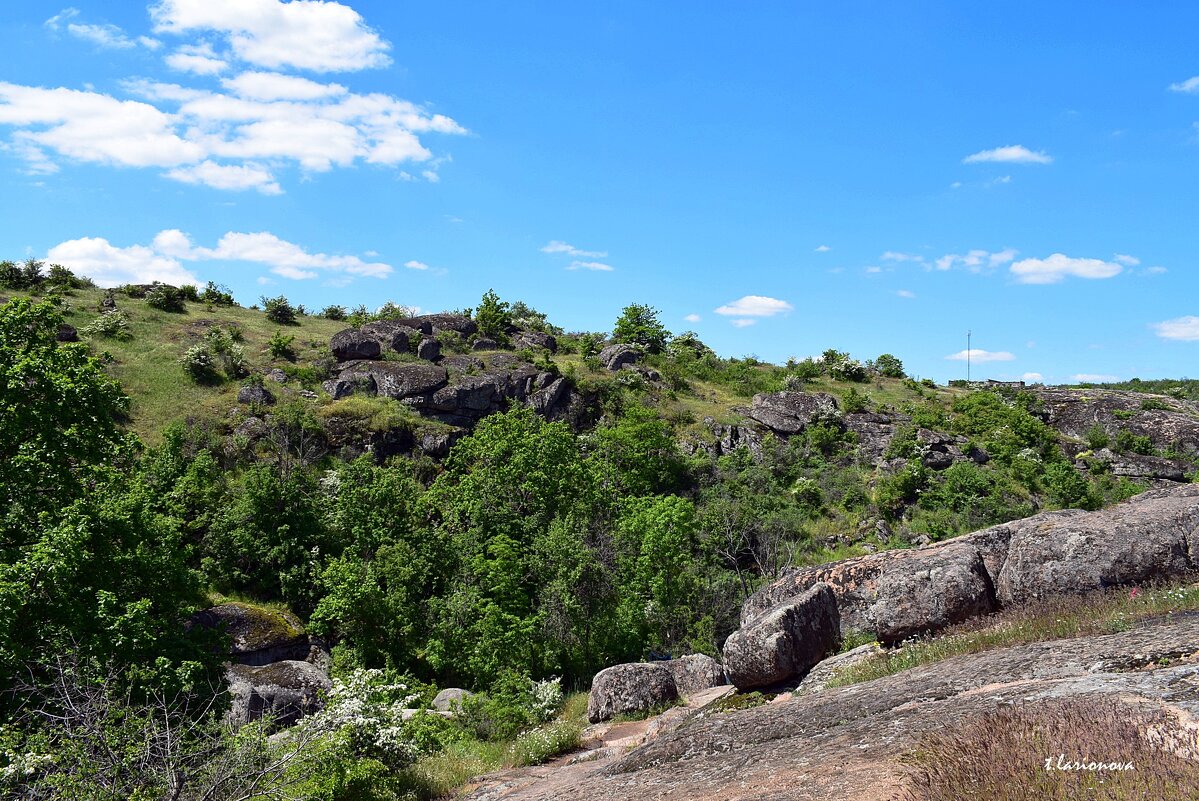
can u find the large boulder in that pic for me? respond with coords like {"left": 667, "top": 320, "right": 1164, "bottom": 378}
{"left": 417, "top": 337, "right": 442, "bottom": 362}
{"left": 587, "top": 663, "right": 679, "bottom": 723}
{"left": 1030, "top": 387, "right": 1199, "bottom": 456}
{"left": 664, "top": 654, "right": 726, "bottom": 698}
{"left": 226, "top": 660, "right": 331, "bottom": 728}
{"left": 514, "top": 331, "right": 557, "bottom": 353}
{"left": 393, "top": 314, "right": 478, "bottom": 337}
{"left": 722, "top": 583, "right": 840, "bottom": 690}
{"left": 747, "top": 392, "right": 840, "bottom": 435}
{"left": 330, "top": 329, "right": 382, "bottom": 361}
{"left": 996, "top": 484, "right": 1199, "bottom": 605}
{"left": 237, "top": 383, "right": 275, "bottom": 406}
{"left": 599, "top": 344, "right": 641, "bottom": 371}
{"left": 189, "top": 602, "right": 309, "bottom": 666}
{"left": 741, "top": 536, "right": 1001, "bottom": 644}
{"left": 360, "top": 321, "right": 417, "bottom": 354}
{"left": 362, "top": 363, "right": 448, "bottom": 399}
{"left": 432, "top": 688, "right": 474, "bottom": 713}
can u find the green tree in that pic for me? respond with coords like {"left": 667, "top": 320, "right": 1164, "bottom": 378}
{"left": 475, "top": 289, "right": 512, "bottom": 341}
{"left": 612, "top": 303, "right": 670, "bottom": 353}
{"left": 0, "top": 299, "right": 132, "bottom": 545}
{"left": 874, "top": 353, "right": 905, "bottom": 378}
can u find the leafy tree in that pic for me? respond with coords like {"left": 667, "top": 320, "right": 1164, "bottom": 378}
{"left": 874, "top": 353, "right": 905, "bottom": 378}
{"left": 200, "top": 281, "right": 235, "bottom": 306}
{"left": 146, "top": 283, "right": 187, "bottom": 312}
{"left": 591, "top": 404, "right": 685, "bottom": 497}
{"left": 475, "top": 289, "right": 512, "bottom": 341}
{"left": 262, "top": 295, "right": 298, "bottom": 325}
{"left": 612, "top": 303, "right": 670, "bottom": 354}
{"left": 0, "top": 299, "right": 132, "bottom": 544}
{"left": 321, "top": 304, "right": 348, "bottom": 321}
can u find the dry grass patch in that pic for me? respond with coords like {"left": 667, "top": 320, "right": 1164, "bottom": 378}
{"left": 900, "top": 697, "right": 1199, "bottom": 800}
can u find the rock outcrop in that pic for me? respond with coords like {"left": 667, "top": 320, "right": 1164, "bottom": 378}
{"left": 587, "top": 663, "right": 679, "bottom": 723}
{"left": 598, "top": 344, "right": 641, "bottom": 371}
{"left": 190, "top": 602, "right": 311, "bottom": 666}
{"left": 741, "top": 485, "right": 1199, "bottom": 644}
{"left": 745, "top": 392, "right": 840, "bottom": 435}
{"left": 1030, "top": 386, "right": 1199, "bottom": 455}
{"left": 722, "top": 583, "right": 840, "bottom": 689}
{"left": 433, "top": 687, "right": 474, "bottom": 713}
{"left": 663, "top": 654, "right": 726, "bottom": 698}
{"left": 226, "top": 660, "right": 332, "bottom": 728}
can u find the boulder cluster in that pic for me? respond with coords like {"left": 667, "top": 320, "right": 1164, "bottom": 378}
{"left": 588, "top": 483, "right": 1199, "bottom": 710}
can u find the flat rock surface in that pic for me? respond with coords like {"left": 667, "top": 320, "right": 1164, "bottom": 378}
{"left": 464, "top": 614, "right": 1199, "bottom": 801}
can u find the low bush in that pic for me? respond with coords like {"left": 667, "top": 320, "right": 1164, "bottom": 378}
{"left": 146, "top": 283, "right": 186, "bottom": 312}
{"left": 81, "top": 310, "right": 132, "bottom": 340}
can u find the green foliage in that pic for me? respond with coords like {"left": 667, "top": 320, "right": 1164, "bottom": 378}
{"left": 145, "top": 283, "right": 187, "bottom": 312}
{"left": 0, "top": 299, "right": 132, "bottom": 540}
{"left": 322, "top": 304, "right": 348, "bottom": 321}
{"left": 874, "top": 353, "right": 905, "bottom": 378}
{"left": 268, "top": 329, "right": 297, "bottom": 361}
{"left": 262, "top": 294, "right": 298, "bottom": 325}
{"left": 874, "top": 461, "right": 929, "bottom": 520}
{"left": 201, "top": 281, "right": 235, "bottom": 306}
{"left": 475, "top": 289, "right": 512, "bottom": 342}
{"left": 841, "top": 386, "right": 869, "bottom": 413}
{"left": 1085, "top": 423, "right": 1110, "bottom": 450}
{"left": 181, "top": 344, "right": 218, "bottom": 382}
{"left": 81, "top": 309, "right": 133, "bottom": 340}
{"left": 591, "top": 403, "right": 686, "bottom": 496}
{"left": 612, "top": 303, "right": 670, "bottom": 354}
{"left": 950, "top": 391, "right": 1058, "bottom": 466}
{"left": 1112, "top": 427, "right": 1155, "bottom": 455}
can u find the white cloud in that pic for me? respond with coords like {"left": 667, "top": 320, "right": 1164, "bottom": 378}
{"left": 1021, "top": 372, "right": 1043, "bottom": 382}
{"left": 714, "top": 295, "right": 794, "bottom": 318}
{"left": 566, "top": 260, "right": 614, "bottom": 272}
{"left": 865, "top": 266, "right": 882, "bottom": 274}
{"left": 935, "top": 248, "right": 1018, "bottom": 272}
{"left": 1113, "top": 253, "right": 1140, "bottom": 267}
{"left": 165, "top": 43, "right": 229, "bottom": 75}
{"left": 165, "top": 230, "right": 392, "bottom": 279}
{"left": 814, "top": 244, "right": 831, "bottom": 252}
{"left": 895, "top": 289, "right": 916, "bottom": 299}
{"left": 684, "top": 313, "right": 701, "bottom": 322}
{"left": 404, "top": 260, "right": 429, "bottom": 271}
{"left": 1145, "top": 265, "right": 1168, "bottom": 275}
{"left": 46, "top": 236, "right": 200, "bottom": 287}
{"left": 1169, "top": 76, "right": 1199, "bottom": 94}
{"left": 1073, "top": 374, "right": 1119, "bottom": 383}
{"left": 881, "top": 251, "right": 923, "bottom": 263}
{"left": 945, "top": 349, "right": 1015, "bottom": 363}
{"left": 46, "top": 8, "right": 158, "bottom": 50}
{"left": 1009, "top": 253, "right": 1123, "bottom": 284}
{"left": 541, "top": 240, "right": 607, "bottom": 258}
{"left": 730, "top": 318, "right": 756, "bottom": 328}
{"left": 989, "top": 175, "right": 1012, "bottom": 185}
{"left": 150, "top": 0, "right": 391, "bottom": 73}
{"left": 962, "top": 145, "right": 1052, "bottom": 165}
{"left": 222, "top": 71, "right": 347, "bottom": 101}
{"left": 0, "top": 70, "right": 465, "bottom": 190}
{"left": 165, "top": 160, "right": 282, "bottom": 194}
{"left": 1152, "top": 316, "right": 1199, "bottom": 341}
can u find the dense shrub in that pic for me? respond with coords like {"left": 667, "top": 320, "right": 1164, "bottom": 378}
{"left": 146, "top": 283, "right": 186, "bottom": 312}
{"left": 262, "top": 295, "right": 298, "bottom": 325}
{"left": 81, "top": 310, "right": 132, "bottom": 340}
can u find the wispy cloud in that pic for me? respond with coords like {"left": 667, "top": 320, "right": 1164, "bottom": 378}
{"left": 566, "top": 260, "right": 613, "bottom": 272}
{"left": 684, "top": 313, "right": 701, "bottom": 322}
{"left": 895, "top": 289, "right": 916, "bottom": 299}
{"left": 730, "top": 318, "right": 756, "bottom": 328}
{"left": 1009, "top": 253, "right": 1123, "bottom": 284}
{"left": 1152, "top": 316, "right": 1199, "bottom": 341}
{"left": 45, "top": 8, "right": 159, "bottom": 50}
{"left": 933, "top": 248, "right": 1016, "bottom": 272}
{"left": 1113, "top": 253, "right": 1140, "bottom": 267}
{"left": 945, "top": 349, "right": 1015, "bottom": 363}
{"left": 540, "top": 240, "right": 607, "bottom": 258}
{"left": 1169, "top": 76, "right": 1199, "bottom": 94}
{"left": 1022, "top": 372, "right": 1043, "bottom": 382}
{"left": 881, "top": 251, "right": 923, "bottom": 263}
{"left": 1073, "top": 373, "right": 1119, "bottom": 383}
{"left": 814, "top": 244, "right": 831, "bottom": 253}
{"left": 404, "top": 260, "right": 429, "bottom": 270}
{"left": 962, "top": 145, "right": 1052, "bottom": 165}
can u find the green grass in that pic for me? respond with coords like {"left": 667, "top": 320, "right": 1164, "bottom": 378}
{"left": 826, "top": 583, "right": 1199, "bottom": 689}
{"left": 31, "top": 286, "right": 348, "bottom": 443}
{"left": 401, "top": 692, "right": 588, "bottom": 800}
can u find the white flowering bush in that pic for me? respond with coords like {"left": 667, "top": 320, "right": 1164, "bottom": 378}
{"left": 297, "top": 668, "right": 421, "bottom": 770}
{"left": 529, "top": 677, "right": 564, "bottom": 723}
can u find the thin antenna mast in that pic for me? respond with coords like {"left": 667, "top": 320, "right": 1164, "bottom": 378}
{"left": 967, "top": 330, "right": 972, "bottom": 384}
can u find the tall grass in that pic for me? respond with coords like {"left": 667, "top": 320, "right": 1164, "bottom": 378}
{"left": 900, "top": 697, "right": 1199, "bottom": 800}
{"left": 828, "top": 583, "right": 1199, "bottom": 688}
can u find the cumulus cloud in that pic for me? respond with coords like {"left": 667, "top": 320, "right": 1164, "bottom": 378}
{"left": 0, "top": 72, "right": 465, "bottom": 191}
{"left": 149, "top": 0, "right": 391, "bottom": 73}
{"left": 49, "top": 228, "right": 390, "bottom": 286}
{"left": 944, "top": 349, "right": 1015, "bottom": 363}
{"left": 1113, "top": 253, "right": 1140, "bottom": 267}
{"left": 1022, "top": 372, "right": 1044, "bottom": 382}
{"left": 962, "top": 145, "right": 1052, "bottom": 165}
{"left": 684, "top": 313, "right": 701, "bottom": 322}
{"left": 881, "top": 251, "right": 923, "bottom": 263}
{"left": 714, "top": 295, "right": 794, "bottom": 318}
{"left": 404, "top": 260, "right": 429, "bottom": 271}
{"left": 1152, "top": 316, "right": 1199, "bottom": 341}
{"left": 814, "top": 244, "right": 831, "bottom": 252}
{"left": 1169, "top": 76, "right": 1199, "bottom": 94}
{"left": 45, "top": 8, "right": 159, "bottom": 50}
{"left": 540, "top": 240, "right": 607, "bottom": 258}
{"left": 165, "top": 43, "right": 228, "bottom": 75}
{"left": 1009, "top": 253, "right": 1123, "bottom": 284}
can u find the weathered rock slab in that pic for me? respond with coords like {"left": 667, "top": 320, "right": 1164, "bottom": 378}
{"left": 663, "top": 654, "right": 726, "bottom": 698}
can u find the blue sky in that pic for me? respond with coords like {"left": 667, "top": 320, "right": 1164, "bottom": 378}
{"left": 2, "top": 1, "right": 1198, "bottom": 384}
